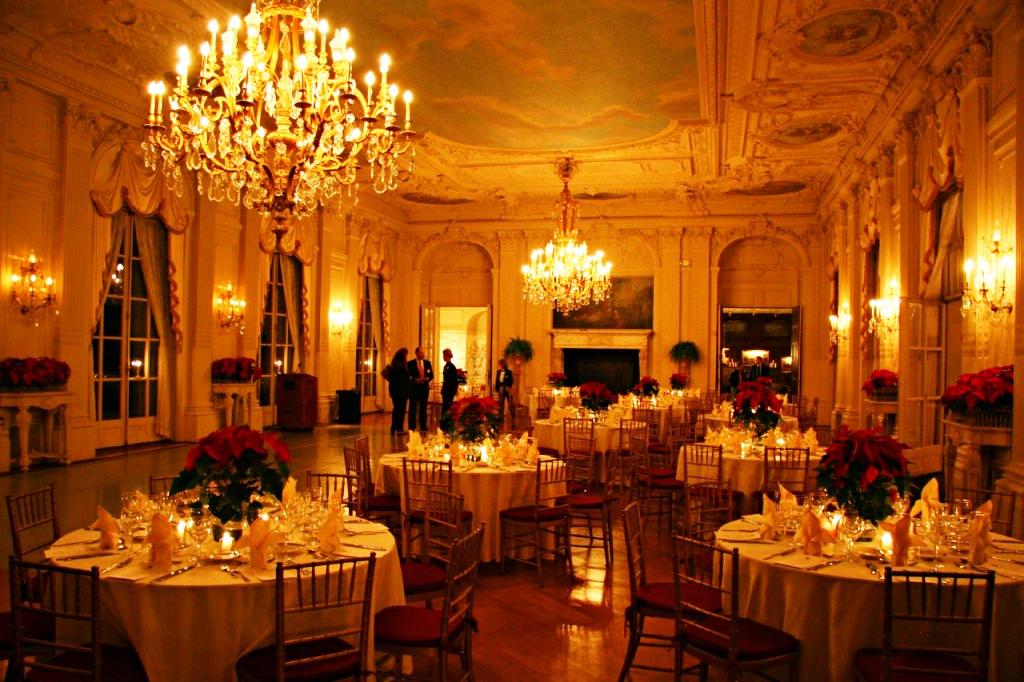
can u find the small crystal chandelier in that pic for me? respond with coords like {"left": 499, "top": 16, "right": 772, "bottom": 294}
{"left": 521, "top": 158, "right": 612, "bottom": 315}
{"left": 828, "top": 301, "right": 851, "bottom": 346}
{"left": 216, "top": 283, "right": 246, "bottom": 333}
{"left": 10, "top": 254, "right": 58, "bottom": 323}
{"left": 868, "top": 276, "right": 900, "bottom": 349}
{"left": 143, "top": 0, "right": 415, "bottom": 239}
{"left": 962, "top": 225, "right": 1014, "bottom": 324}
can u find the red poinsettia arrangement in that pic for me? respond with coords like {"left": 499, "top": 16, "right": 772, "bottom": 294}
{"left": 0, "top": 357, "right": 71, "bottom": 388}
{"left": 211, "top": 357, "right": 263, "bottom": 382}
{"left": 456, "top": 368, "right": 468, "bottom": 385}
{"left": 444, "top": 395, "right": 501, "bottom": 443}
{"left": 632, "top": 376, "right": 660, "bottom": 397}
{"left": 861, "top": 369, "right": 899, "bottom": 397}
{"left": 669, "top": 373, "right": 688, "bottom": 390}
{"left": 816, "top": 426, "right": 910, "bottom": 526}
{"left": 546, "top": 372, "right": 569, "bottom": 388}
{"left": 732, "top": 377, "right": 781, "bottom": 433}
{"left": 940, "top": 365, "right": 1013, "bottom": 413}
{"left": 579, "top": 381, "right": 614, "bottom": 412}
{"left": 170, "top": 425, "right": 291, "bottom": 524}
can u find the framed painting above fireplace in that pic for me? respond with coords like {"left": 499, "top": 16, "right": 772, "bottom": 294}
{"left": 552, "top": 277, "right": 654, "bottom": 329}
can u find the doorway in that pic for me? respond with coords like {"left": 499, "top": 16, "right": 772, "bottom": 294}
{"left": 435, "top": 307, "right": 490, "bottom": 392}
{"left": 719, "top": 308, "right": 800, "bottom": 397}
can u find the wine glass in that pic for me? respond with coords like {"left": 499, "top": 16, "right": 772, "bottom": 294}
{"left": 807, "top": 491, "right": 829, "bottom": 516}
{"left": 190, "top": 510, "right": 211, "bottom": 560}
{"left": 925, "top": 505, "right": 950, "bottom": 570}
{"left": 840, "top": 512, "right": 866, "bottom": 562}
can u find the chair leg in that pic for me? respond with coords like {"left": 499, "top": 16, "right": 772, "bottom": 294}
{"left": 534, "top": 523, "right": 545, "bottom": 587}
{"left": 618, "top": 609, "right": 641, "bottom": 682}
{"left": 500, "top": 520, "right": 507, "bottom": 576}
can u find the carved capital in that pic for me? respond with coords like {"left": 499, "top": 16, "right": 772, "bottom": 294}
{"left": 956, "top": 27, "right": 993, "bottom": 82}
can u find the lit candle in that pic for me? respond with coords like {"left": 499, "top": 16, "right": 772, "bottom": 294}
{"left": 880, "top": 531, "right": 893, "bottom": 552}
{"left": 176, "top": 519, "right": 187, "bottom": 543}
{"left": 480, "top": 445, "right": 488, "bottom": 464}
{"left": 221, "top": 532, "right": 234, "bottom": 552}
{"left": 403, "top": 90, "right": 413, "bottom": 122}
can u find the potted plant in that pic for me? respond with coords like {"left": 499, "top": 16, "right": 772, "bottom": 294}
{"left": 632, "top": 376, "right": 660, "bottom": 398}
{"left": 940, "top": 365, "right": 1013, "bottom": 428}
{"left": 503, "top": 337, "right": 534, "bottom": 400}
{"left": 733, "top": 377, "right": 782, "bottom": 436}
{"left": 579, "top": 382, "right": 614, "bottom": 413}
{"left": 862, "top": 369, "right": 898, "bottom": 401}
{"left": 0, "top": 357, "right": 71, "bottom": 391}
{"left": 211, "top": 357, "right": 263, "bottom": 383}
{"left": 546, "top": 372, "right": 569, "bottom": 389}
{"left": 669, "top": 341, "right": 700, "bottom": 380}
{"left": 816, "top": 426, "right": 911, "bottom": 526}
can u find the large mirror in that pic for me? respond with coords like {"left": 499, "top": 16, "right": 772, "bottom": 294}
{"left": 719, "top": 307, "right": 800, "bottom": 398}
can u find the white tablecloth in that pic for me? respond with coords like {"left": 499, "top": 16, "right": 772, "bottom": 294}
{"left": 47, "top": 526, "right": 405, "bottom": 682}
{"left": 375, "top": 453, "right": 561, "bottom": 562}
{"left": 526, "top": 392, "right": 574, "bottom": 420}
{"left": 716, "top": 520, "right": 1024, "bottom": 681}
{"left": 704, "top": 414, "right": 799, "bottom": 433}
{"left": 677, "top": 446, "right": 822, "bottom": 513}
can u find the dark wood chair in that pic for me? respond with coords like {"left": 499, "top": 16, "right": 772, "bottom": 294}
{"left": 401, "top": 488, "right": 468, "bottom": 606}
{"left": 7, "top": 485, "right": 61, "bottom": 559}
{"left": 562, "top": 434, "right": 616, "bottom": 567}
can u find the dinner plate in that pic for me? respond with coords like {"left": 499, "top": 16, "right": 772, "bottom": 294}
{"left": 856, "top": 547, "right": 885, "bottom": 559}
{"left": 204, "top": 550, "right": 242, "bottom": 562}
{"left": 270, "top": 542, "right": 306, "bottom": 558}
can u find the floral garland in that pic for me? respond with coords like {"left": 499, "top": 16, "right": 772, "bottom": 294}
{"left": 669, "top": 373, "right": 688, "bottom": 390}
{"left": 546, "top": 372, "right": 569, "bottom": 388}
{"left": 170, "top": 425, "right": 291, "bottom": 524}
{"left": 0, "top": 357, "right": 71, "bottom": 388}
{"left": 816, "top": 426, "right": 910, "bottom": 526}
{"left": 211, "top": 357, "right": 263, "bottom": 382}
{"left": 579, "top": 381, "right": 614, "bottom": 412}
{"left": 632, "top": 376, "right": 660, "bottom": 397}
{"left": 861, "top": 369, "right": 898, "bottom": 397}
{"left": 732, "top": 377, "right": 781, "bottom": 433}
{"left": 443, "top": 395, "right": 501, "bottom": 444}
{"left": 940, "top": 365, "right": 1013, "bottom": 413}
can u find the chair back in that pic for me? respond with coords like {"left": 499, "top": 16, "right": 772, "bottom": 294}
{"left": 565, "top": 434, "right": 597, "bottom": 492}
{"left": 630, "top": 430, "right": 652, "bottom": 480}
{"left": 673, "top": 535, "right": 741, "bottom": 665}
{"left": 682, "top": 397, "right": 702, "bottom": 425}
{"left": 535, "top": 458, "right": 570, "bottom": 508}
{"left": 536, "top": 390, "right": 554, "bottom": 419}
{"left": 439, "top": 525, "right": 486, "bottom": 648}
{"left": 427, "top": 402, "right": 443, "bottom": 432}
{"left": 946, "top": 485, "right": 1017, "bottom": 536}
{"left": 681, "top": 444, "right": 724, "bottom": 486}
{"left": 563, "top": 417, "right": 595, "bottom": 454}
{"left": 810, "top": 425, "right": 835, "bottom": 447}
{"left": 512, "top": 405, "right": 533, "bottom": 434}
{"left": 797, "top": 397, "right": 819, "bottom": 429}
{"left": 403, "top": 459, "right": 454, "bottom": 517}
{"left": 354, "top": 435, "right": 370, "bottom": 456}
{"left": 305, "top": 470, "right": 350, "bottom": 506}
{"left": 342, "top": 446, "right": 372, "bottom": 516}
{"left": 391, "top": 430, "right": 410, "bottom": 452}
{"left": 678, "top": 480, "right": 734, "bottom": 541}
{"left": 881, "top": 567, "right": 995, "bottom": 681}
{"left": 761, "top": 446, "right": 811, "bottom": 494}
{"left": 633, "top": 407, "right": 661, "bottom": 441}
{"left": 421, "top": 488, "right": 468, "bottom": 560}
{"left": 273, "top": 555, "right": 377, "bottom": 681}
{"left": 617, "top": 418, "right": 644, "bottom": 454}
{"left": 620, "top": 501, "right": 647, "bottom": 597}
{"left": 7, "top": 485, "right": 61, "bottom": 559}
{"left": 149, "top": 475, "right": 176, "bottom": 496}
{"left": 9, "top": 558, "right": 101, "bottom": 679}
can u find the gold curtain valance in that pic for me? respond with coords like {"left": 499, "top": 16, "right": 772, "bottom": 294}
{"left": 90, "top": 143, "right": 192, "bottom": 233}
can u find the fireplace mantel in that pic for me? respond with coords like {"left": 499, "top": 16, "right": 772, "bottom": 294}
{"left": 551, "top": 330, "right": 652, "bottom": 372}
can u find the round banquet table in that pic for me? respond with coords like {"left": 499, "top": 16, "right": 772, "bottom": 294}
{"left": 715, "top": 519, "right": 1024, "bottom": 681}
{"left": 44, "top": 524, "right": 405, "bottom": 682}
{"left": 676, "top": 446, "right": 822, "bottom": 514}
{"left": 374, "top": 453, "right": 562, "bottom": 562}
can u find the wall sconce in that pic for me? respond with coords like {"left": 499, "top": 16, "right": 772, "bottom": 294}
{"left": 11, "top": 253, "right": 58, "bottom": 323}
{"left": 869, "top": 276, "right": 900, "bottom": 349}
{"left": 962, "top": 225, "right": 1014, "bottom": 326}
{"left": 329, "top": 303, "right": 354, "bottom": 339}
{"left": 829, "top": 302, "right": 852, "bottom": 346}
{"left": 216, "top": 283, "right": 246, "bottom": 333}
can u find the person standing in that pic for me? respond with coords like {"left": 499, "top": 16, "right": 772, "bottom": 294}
{"left": 384, "top": 348, "right": 411, "bottom": 434}
{"left": 494, "top": 358, "right": 514, "bottom": 422}
{"left": 440, "top": 348, "right": 458, "bottom": 416}
{"left": 407, "top": 346, "right": 433, "bottom": 432}
{"left": 754, "top": 355, "right": 772, "bottom": 379}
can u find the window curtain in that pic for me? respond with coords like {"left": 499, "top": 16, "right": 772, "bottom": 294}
{"left": 367, "top": 276, "right": 385, "bottom": 410}
{"left": 133, "top": 215, "right": 176, "bottom": 437}
{"left": 922, "top": 192, "right": 962, "bottom": 299}
{"left": 88, "top": 213, "right": 128, "bottom": 422}
{"left": 278, "top": 254, "right": 304, "bottom": 370}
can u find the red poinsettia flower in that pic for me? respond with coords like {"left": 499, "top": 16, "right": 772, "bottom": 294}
{"left": 546, "top": 372, "right": 569, "bottom": 388}
{"left": 579, "top": 381, "right": 614, "bottom": 411}
{"left": 669, "top": 373, "right": 688, "bottom": 390}
{"left": 211, "top": 357, "right": 264, "bottom": 382}
{"left": 940, "top": 365, "right": 1013, "bottom": 413}
{"left": 861, "top": 369, "right": 898, "bottom": 396}
{"left": 0, "top": 357, "right": 71, "bottom": 388}
{"left": 816, "top": 426, "right": 910, "bottom": 526}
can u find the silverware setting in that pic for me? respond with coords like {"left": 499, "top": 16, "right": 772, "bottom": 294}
{"left": 55, "top": 551, "right": 118, "bottom": 562}
{"left": 100, "top": 556, "right": 134, "bottom": 575}
{"left": 340, "top": 542, "right": 386, "bottom": 551}
{"left": 152, "top": 562, "right": 199, "bottom": 583}
{"left": 764, "top": 547, "right": 797, "bottom": 561}
{"left": 994, "top": 556, "right": 1024, "bottom": 567}
{"left": 220, "top": 565, "right": 251, "bottom": 582}
{"left": 806, "top": 560, "right": 841, "bottom": 572}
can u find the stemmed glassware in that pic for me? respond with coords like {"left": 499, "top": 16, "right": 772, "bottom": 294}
{"left": 190, "top": 509, "right": 212, "bottom": 559}
{"left": 925, "top": 504, "right": 950, "bottom": 570}
{"left": 839, "top": 512, "right": 866, "bottom": 562}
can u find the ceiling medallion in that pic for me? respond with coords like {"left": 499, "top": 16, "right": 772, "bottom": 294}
{"left": 143, "top": 0, "right": 415, "bottom": 240}
{"left": 521, "top": 157, "right": 612, "bottom": 315}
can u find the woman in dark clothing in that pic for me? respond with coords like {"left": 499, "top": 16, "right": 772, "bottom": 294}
{"left": 386, "top": 348, "right": 412, "bottom": 434}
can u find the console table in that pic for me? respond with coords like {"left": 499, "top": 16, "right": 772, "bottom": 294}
{"left": 211, "top": 382, "right": 259, "bottom": 428}
{"left": 0, "top": 390, "right": 74, "bottom": 470}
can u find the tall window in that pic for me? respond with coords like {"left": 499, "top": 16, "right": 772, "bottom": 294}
{"left": 92, "top": 219, "right": 161, "bottom": 422}
{"left": 355, "top": 277, "right": 380, "bottom": 403}
{"left": 258, "top": 254, "right": 300, "bottom": 406}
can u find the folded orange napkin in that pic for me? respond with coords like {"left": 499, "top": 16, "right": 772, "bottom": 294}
{"left": 318, "top": 510, "right": 344, "bottom": 554}
{"left": 281, "top": 477, "right": 297, "bottom": 508}
{"left": 235, "top": 518, "right": 284, "bottom": 567}
{"left": 760, "top": 497, "right": 779, "bottom": 540}
{"left": 798, "top": 510, "right": 824, "bottom": 556}
{"left": 147, "top": 514, "right": 175, "bottom": 571}
{"left": 88, "top": 505, "right": 121, "bottom": 550}
{"left": 407, "top": 431, "right": 423, "bottom": 458}
{"left": 910, "top": 477, "right": 940, "bottom": 522}
{"left": 880, "top": 515, "right": 925, "bottom": 567}
{"left": 778, "top": 483, "right": 797, "bottom": 508}
{"left": 329, "top": 485, "right": 345, "bottom": 510}
{"left": 500, "top": 440, "right": 515, "bottom": 462}
{"left": 967, "top": 500, "right": 993, "bottom": 565}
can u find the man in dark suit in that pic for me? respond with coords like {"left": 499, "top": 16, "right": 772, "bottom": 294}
{"left": 753, "top": 356, "right": 772, "bottom": 379}
{"left": 440, "top": 348, "right": 458, "bottom": 416}
{"left": 494, "top": 358, "right": 514, "bottom": 422}
{"left": 407, "top": 346, "right": 433, "bottom": 432}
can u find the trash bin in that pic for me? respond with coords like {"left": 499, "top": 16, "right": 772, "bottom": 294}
{"left": 275, "top": 373, "right": 318, "bottom": 431}
{"left": 336, "top": 389, "right": 361, "bottom": 425}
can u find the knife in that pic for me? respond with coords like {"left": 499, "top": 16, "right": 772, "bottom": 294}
{"left": 995, "top": 556, "right": 1024, "bottom": 566}
{"left": 806, "top": 560, "right": 841, "bottom": 571}
{"left": 55, "top": 551, "right": 118, "bottom": 562}
{"left": 100, "top": 556, "right": 134, "bottom": 574}
{"left": 764, "top": 547, "right": 798, "bottom": 560}
{"left": 340, "top": 542, "right": 386, "bottom": 551}
{"left": 152, "top": 562, "right": 200, "bottom": 583}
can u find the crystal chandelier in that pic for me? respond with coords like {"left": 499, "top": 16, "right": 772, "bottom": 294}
{"left": 828, "top": 301, "right": 851, "bottom": 346}
{"left": 521, "top": 158, "right": 612, "bottom": 315}
{"left": 10, "top": 253, "right": 58, "bottom": 322}
{"left": 962, "top": 225, "right": 1014, "bottom": 323}
{"left": 868, "top": 276, "right": 900, "bottom": 350}
{"left": 143, "top": 0, "right": 415, "bottom": 237}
